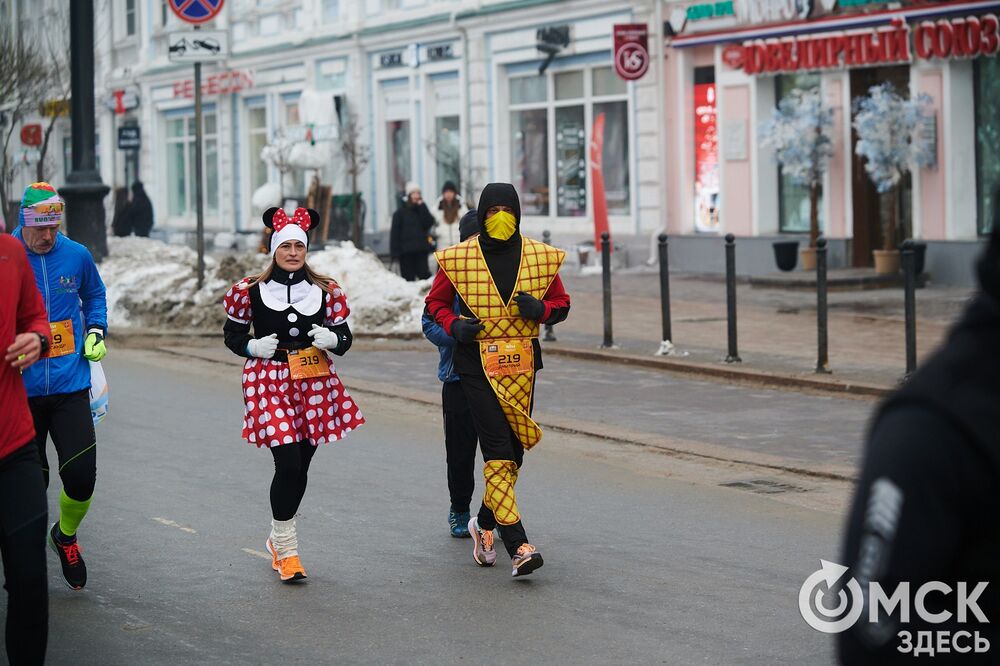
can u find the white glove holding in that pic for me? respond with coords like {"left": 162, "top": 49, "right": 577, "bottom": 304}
{"left": 246, "top": 333, "right": 279, "bottom": 359}
{"left": 308, "top": 324, "right": 339, "bottom": 350}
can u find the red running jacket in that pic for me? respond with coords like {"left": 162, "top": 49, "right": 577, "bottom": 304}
{"left": 0, "top": 235, "right": 50, "bottom": 460}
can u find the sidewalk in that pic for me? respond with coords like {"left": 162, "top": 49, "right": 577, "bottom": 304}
{"left": 549, "top": 268, "right": 974, "bottom": 391}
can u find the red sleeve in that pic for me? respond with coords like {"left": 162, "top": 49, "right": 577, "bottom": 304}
{"left": 324, "top": 281, "right": 351, "bottom": 325}
{"left": 223, "top": 279, "right": 253, "bottom": 324}
{"left": 16, "top": 244, "right": 49, "bottom": 340}
{"left": 425, "top": 269, "right": 459, "bottom": 336}
{"left": 540, "top": 274, "right": 570, "bottom": 322}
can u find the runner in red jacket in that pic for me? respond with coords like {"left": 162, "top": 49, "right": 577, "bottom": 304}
{"left": 0, "top": 233, "right": 51, "bottom": 664}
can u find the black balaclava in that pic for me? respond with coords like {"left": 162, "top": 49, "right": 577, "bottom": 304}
{"left": 476, "top": 182, "right": 521, "bottom": 252}
{"left": 459, "top": 210, "right": 480, "bottom": 242}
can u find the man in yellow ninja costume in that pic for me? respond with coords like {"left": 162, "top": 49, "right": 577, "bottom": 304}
{"left": 425, "top": 182, "right": 570, "bottom": 577}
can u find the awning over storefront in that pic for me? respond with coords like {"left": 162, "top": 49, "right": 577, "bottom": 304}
{"left": 670, "top": 0, "right": 1000, "bottom": 47}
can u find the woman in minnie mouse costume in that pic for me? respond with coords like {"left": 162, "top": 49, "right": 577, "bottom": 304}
{"left": 223, "top": 207, "right": 365, "bottom": 583}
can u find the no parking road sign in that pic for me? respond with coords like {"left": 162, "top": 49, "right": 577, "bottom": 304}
{"left": 168, "top": 0, "right": 224, "bottom": 24}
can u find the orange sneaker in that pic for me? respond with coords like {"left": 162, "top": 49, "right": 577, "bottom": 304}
{"left": 265, "top": 538, "right": 307, "bottom": 582}
{"left": 511, "top": 543, "right": 543, "bottom": 578}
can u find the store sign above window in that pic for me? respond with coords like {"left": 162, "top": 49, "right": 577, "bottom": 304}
{"left": 172, "top": 70, "right": 253, "bottom": 98}
{"left": 722, "top": 13, "right": 999, "bottom": 74}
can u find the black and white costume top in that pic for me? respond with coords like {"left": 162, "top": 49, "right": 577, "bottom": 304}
{"left": 223, "top": 266, "right": 353, "bottom": 362}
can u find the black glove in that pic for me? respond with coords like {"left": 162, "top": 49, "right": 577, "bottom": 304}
{"left": 451, "top": 317, "right": 485, "bottom": 343}
{"left": 514, "top": 291, "right": 545, "bottom": 321}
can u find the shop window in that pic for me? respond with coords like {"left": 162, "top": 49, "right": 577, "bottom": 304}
{"left": 694, "top": 67, "right": 719, "bottom": 233}
{"left": 125, "top": 0, "right": 136, "bottom": 37}
{"left": 434, "top": 115, "right": 460, "bottom": 196}
{"left": 776, "top": 73, "right": 824, "bottom": 234}
{"left": 165, "top": 113, "right": 219, "bottom": 218}
{"left": 511, "top": 109, "right": 550, "bottom": 215}
{"left": 508, "top": 65, "right": 631, "bottom": 219}
{"left": 975, "top": 57, "right": 1000, "bottom": 236}
{"left": 323, "top": 0, "right": 339, "bottom": 21}
{"left": 511, "top": 75, "right": 547, "bottom": 105}
{"left": 595, "top": 100, "right": 630, "bottom": 216}
{"left": 593, "top": 66, "right": 626, "bottom": 97}
{"left": 555, "top": 71, "right": 584, "bottom": 101}
{"left": 386, "top": 120, "right": 411, "bottom": 211}
{"left": 247, "top": 106, "right": 268, "bottom": 194}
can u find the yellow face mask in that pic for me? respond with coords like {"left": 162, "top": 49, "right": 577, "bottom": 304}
{"left": 484, "top": 210, "right": 517, "bottom": 241}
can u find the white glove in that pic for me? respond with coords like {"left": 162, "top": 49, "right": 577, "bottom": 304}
{"left": 308, "top": 324, "right": 339, "bottom": 350}
{"left": 246, "top": 333, "right": 279, "bottom": 359}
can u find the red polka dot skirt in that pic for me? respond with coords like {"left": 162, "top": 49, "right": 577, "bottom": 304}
{"left": 240, "top": 357, "right": 365, "bottom": 448}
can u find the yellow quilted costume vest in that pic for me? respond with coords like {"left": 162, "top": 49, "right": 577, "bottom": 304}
{"left": 435, "top": 237, "right": 565, "bottom": 450}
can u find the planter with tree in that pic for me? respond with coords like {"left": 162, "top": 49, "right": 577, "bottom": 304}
{"left": 759, "top": 87, "right": 833, "bottom": 271}
{"left": 852, "top": 83, "right": 934, "bottom": 274}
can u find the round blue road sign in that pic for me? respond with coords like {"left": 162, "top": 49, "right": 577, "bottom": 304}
{"left": 168, "top": 0, "right": 224, "bottom": 24}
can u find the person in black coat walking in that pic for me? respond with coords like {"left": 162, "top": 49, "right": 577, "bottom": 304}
{"left": 390, "top": 182, "right": 435, "bottom": 281}
{"left": 113, "top": 182, "right": 155, "bottom": 238}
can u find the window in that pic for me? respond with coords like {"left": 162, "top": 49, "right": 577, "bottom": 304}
{"left": 161, "top": 0, "right": 169, "bottom": 27}
{"left": 776, "top": 73, "right": 824, "bottom": 234}
{"left": 165, "top": 113, "right": 219, "bottom": 218}
{"left": 323, "top": 0, "right": 339, "bottom": 21}
{"left": 386, "top": 120, "right": 411, "bottom": 211}
{"left": 975, "top": 57, "right": 1000, "bottom": 236}
{"left": 125, "top": 0, "right": 136, "bottom": 36}
{"left": 247, "top": 106, "right": 268, "bottom": 194}
{"left": 508, "top": 65, "right": 630, "bottom": 219}
{"left": 434, "top": 115, "right": 460, "bottom": 196}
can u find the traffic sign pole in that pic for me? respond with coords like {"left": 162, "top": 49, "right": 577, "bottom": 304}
{"left": 194, "top": 24, "right": 205, "bottom": 289}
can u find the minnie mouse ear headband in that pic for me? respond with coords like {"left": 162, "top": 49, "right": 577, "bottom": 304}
{"left": 263, "top": 207, "right": 320, "bottom": 257}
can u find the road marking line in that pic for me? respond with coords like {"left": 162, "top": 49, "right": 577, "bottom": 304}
{"left": 150, "top": 517, "right": 197, "bottom": 534}
{"left": 242, "top": 548, "right": 271, "bottom": 560}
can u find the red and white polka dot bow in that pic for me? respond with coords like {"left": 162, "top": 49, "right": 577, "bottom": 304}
{"left": 272, "top": 207, "right": 311, "bottom": 232}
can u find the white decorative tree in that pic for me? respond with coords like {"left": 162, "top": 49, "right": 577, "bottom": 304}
{"left": 852, "top": 83, "right": 935, "bottom": 256}
{"left": 759, "top": 87, "right": 834, "bottom": 250}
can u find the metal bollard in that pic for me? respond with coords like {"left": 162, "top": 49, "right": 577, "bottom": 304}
{"left": 601, "top": 231, "right": 614, "bottom": 348}
{"left": 815, "top": 237, "right": 830, "bottom": 374}
{"left": 724, "top": 234, "right": 741, "bottom": 363}
{"left": 655, "top": 233, "right": 674, "bottom": 355}
{"left": 902, "top": 240, "right": 917, "bottom": 378}
{"left": 542, "top": 230, "right": 556, "bottom": 341}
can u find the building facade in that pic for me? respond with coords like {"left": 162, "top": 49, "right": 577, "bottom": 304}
{"left": 4, "top": 0, "right": 995, "bottom": 284}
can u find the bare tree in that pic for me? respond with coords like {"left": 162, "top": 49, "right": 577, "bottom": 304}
{"left": 339, "top": 106, "right": 371, "bottom": 248}
{"left": 0, "top": 30, "right": 49, "bottom": 220}
{"left": 35, "top": 4, "right": 71, "bottom": 183}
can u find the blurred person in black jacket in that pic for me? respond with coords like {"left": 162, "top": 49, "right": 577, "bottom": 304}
{"left": 390, "top": 181, "right": 435, "bottom": 281}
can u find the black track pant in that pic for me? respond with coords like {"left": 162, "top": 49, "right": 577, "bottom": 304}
{"left": 460, "top": 372, "right": 530, "bottom": 558}
{"left": 0, "top": 443, "right": 48, "bottom": 665}
{"left": 442, "top": 381, "right": 478, "bottom": 514}
{"left": 269, "top": 442, "right": 318, "bottom": 521}
{"left": 29, "top": 389, "right": 97, "bottom": 501}
{"left": 399, "top": 252, "right": 431, "bottom": 282}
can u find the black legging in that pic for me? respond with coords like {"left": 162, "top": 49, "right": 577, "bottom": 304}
{"left": 0, "top": 443, "right": 49, "bottom": 665}
{"left": 29, "top": 389, "right": 97, "bottom": 501}
{"left": 269, "top": 442, "right": 318, "bottom": 521}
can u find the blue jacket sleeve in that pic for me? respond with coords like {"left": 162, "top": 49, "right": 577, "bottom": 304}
{"left": 79, "top": 249, "right": 108, "bottom": 333}
{"left": 422, "top": 309, "right": 455, "bottom": 348}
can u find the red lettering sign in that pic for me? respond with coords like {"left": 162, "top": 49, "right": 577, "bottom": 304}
{"left": 20, "top": 124, "right": 42, "bottom": 147}
{"left": 172, "top": 70, "right": 254, "bottom": 98}
{"left": 725, "top": 13, "right": 998, "bottom": 74}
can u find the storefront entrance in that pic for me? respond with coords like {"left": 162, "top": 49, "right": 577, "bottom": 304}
{"left": 849, "top": 65, "right": 911, "bottom": 267}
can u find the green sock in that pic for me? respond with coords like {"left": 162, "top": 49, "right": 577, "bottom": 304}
{"left": 58, "top": 489, "right": 93, "bottom": 538}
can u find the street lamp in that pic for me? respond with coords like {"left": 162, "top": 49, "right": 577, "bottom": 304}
{"left": 60, "top": 0, "right": 109, "bottom": 261}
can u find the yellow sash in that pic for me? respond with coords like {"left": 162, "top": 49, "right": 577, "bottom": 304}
{"left": 435, "top": 237, "right": 565, "bottom": 449}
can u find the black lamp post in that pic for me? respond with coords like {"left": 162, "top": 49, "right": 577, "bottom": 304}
{"left": 60, "top": 0, "right": 109, "bottom": 261}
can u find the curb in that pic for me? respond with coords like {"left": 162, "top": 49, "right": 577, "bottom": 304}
{"left": 542, "top": 345, "right": 892, "bottom": 399}
{"left": 150, "top": 345, "right": 858, "bottom": 483}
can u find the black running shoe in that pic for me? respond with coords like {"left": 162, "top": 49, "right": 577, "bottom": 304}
{"left": 49, "top": 523, "right": 87, "bottom": 590}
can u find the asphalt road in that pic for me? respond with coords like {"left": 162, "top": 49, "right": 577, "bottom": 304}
{"left": 3, "top": 349, "right": 848, "bottom": 665}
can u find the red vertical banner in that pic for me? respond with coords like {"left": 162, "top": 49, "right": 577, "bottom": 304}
{"left": 590, "top": 111, "right": 610, "bottom": 250}
{"left": 693, "top": 82, "right": 720, "bottom": 233}
{"left": 613, "top": 24, "right": 650, "bottom": 81}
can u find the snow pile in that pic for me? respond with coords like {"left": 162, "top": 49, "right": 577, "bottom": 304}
{"left": 101, "top": 237, "right": 428, "bottom": 335}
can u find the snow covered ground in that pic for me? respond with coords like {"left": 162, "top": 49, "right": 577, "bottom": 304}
{"left": 101, "top": 237, "right": 429, "bottom": 335}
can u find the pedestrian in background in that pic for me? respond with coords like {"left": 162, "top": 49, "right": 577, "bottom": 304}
{"left": 13, "top": 182, "right": 108, "bottom": 593}
{"left": 837, "top": 194, "right": 1000, "bottom": 663}
{"left": 421, "top": 210, "right": 480, "bottom": 539}
{"left": 390, "top": 181, "right": 435, "bottom": 281}
{"left": 112, "top": 181, "right": 155, "bottom": 237}
{"left": 434, "top": 180, "right": 467, "bottom": 246}
{"left": 0, "top": 231, "right": 51, "bottom": 665}
{"left": 223, "top": 206, "right": 365, "bottom": 583}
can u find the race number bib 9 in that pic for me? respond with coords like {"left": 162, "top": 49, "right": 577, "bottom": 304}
{"left": 482, "top": 339, "right": 533, "bottom": 378}
{"left": 47, "top": 319, "right": 75, "bottom": 358}
{"left": 287, "top": 346, "right": 331, "bottom": 380}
